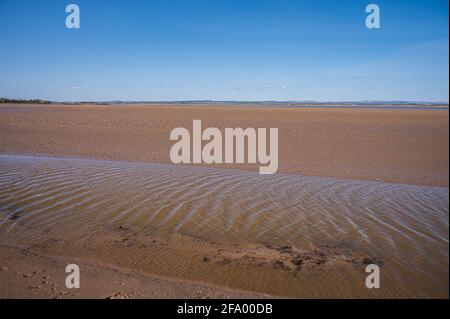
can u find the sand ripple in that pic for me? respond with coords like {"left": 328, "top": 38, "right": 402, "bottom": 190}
{"left": 0, "top": 155, "right": 448, "bottom": 298}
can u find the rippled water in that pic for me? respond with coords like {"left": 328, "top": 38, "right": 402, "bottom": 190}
{"left": 0, "top": 155, "right": 448, "bottom": 298}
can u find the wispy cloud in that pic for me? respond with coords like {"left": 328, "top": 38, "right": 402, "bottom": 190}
{"left": 70, "top": 86, "right": 89, "bottom": 90}
{"left": 256, "top": 84, "right": 289, "bottom": 90}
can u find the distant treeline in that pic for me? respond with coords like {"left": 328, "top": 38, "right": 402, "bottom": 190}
{"left": 0, "top": 98, "right": 447, "bottom": 108}
{"left": 0, "top": 98, "right": 51, "bottom": 104}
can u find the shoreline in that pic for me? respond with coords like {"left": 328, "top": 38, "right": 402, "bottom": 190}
{"left": 2, "top": 101, "right": 448, "bottom": 109}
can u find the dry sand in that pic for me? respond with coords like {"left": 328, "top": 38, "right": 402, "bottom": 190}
{"left": 0, "top": 103, "right": 448, "bottom": 186}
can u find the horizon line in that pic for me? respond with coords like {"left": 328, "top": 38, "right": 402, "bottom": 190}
{"left": 1, "top": 98, "right": 449, "bottom": 106}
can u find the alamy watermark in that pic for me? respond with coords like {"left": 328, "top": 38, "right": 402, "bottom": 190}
{"left": 65, "top": 263, "right": 80, "bottom": 289}
{"left": 365, "top": 264, "right": 380, "bottom": 289}
{"left": 365, "top": 4, "right": 381, "bottom": 29}
{"left": 170, "top": 120, "right": 278, "bottom": 174}
{"left": 65, "top": 4, "right": 80, "bottom": 29}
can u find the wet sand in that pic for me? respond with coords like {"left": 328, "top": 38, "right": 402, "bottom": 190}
{"left": 0, "top": 103, "right": 448, "bottom": 186}
{"left": 0, "top": 155, "right": 448, "bottom": 298}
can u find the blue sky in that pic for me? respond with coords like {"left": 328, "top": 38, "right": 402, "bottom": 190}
{"left": 0, "top": 0, "right": 448, "bottom": 102}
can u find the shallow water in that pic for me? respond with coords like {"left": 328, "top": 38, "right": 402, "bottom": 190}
{"left": 0, "top": 155, "right": 448, "bottom": 298}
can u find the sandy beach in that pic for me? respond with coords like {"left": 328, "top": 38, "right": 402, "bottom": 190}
{"left": 0, "top": 104, "right": 448, "bottom": 299}
{"left": 0, "top": 104, "right": 448, "bottom": 186}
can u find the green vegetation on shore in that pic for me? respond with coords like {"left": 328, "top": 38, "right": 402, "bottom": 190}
{"left": 0, "top": 98, "right": 51, "bottom": 104}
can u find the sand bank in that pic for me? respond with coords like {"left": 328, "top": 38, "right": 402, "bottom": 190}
{"left": 0, "top": 103, "right": 448, "bottom": 186}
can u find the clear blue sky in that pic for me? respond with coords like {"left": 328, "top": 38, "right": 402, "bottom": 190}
{"left": 0, "top": 0, "right": 448, "bottom": 102}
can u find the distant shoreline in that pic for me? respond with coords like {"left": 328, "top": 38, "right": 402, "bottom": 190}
{"left": 1, "top": 98, "right": 448, "bottom": 110}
